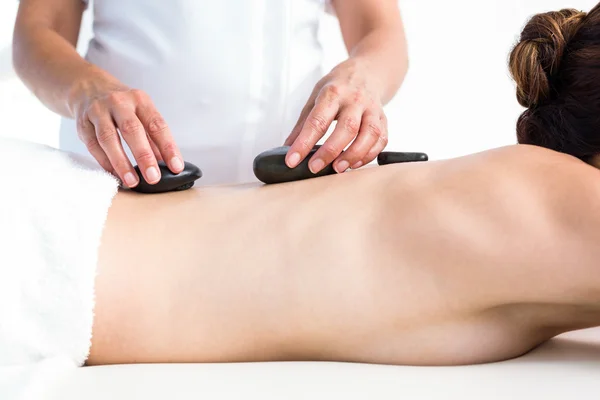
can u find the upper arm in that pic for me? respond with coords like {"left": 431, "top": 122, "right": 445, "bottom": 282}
{"left": 329, "top": 0, "right": 403, "bottom": 51}
{"left": 15, "top": 0, "right": 86, "bottom": 46}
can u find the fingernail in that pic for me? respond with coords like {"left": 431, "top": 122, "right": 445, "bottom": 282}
{"left": 310, "top": 158, "right": 325, "bottom": 174}
{"left": 170, "top": 156, "right": 183, "bottom": 172}
{"left": 146, "top": 166, "right": 160, "bottom": 183}
{"left": 336, "top": 160, "right": 349, "bottom": 173}
{"left": 351, "top": 161, "right": 363, "bottom": 169}
{"left": 124, "top": 172, "right": 138, "bottom": 188}
{"left": 287, "top": 152, "right": 301, "bottom": 168}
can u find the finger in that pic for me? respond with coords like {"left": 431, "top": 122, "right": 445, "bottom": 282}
{"left": 285, "top": 85, "right": 341, "bottom": 169}
{"left": 284, "top": 100, "right": 314, "bottom": 147}
{"left": 284, "top": 82, "right": 324, "bottom": 146}
{"left": 77, "top": 116, "right": 114, "bottom": 175}
{"left": 88, "top": 108, "right": 140, "bottom": 188}
{"left": 337, "top": 112, "right": 383, "bottom": 171}
{"left": 148, "top": 135, "right": 164, "bottom": 162}
{"left": 352, "top": 115, "right": 389, "bottom": 169}
{"left": 112, "top": 107, "right": 161, "bottom": 185}
{"left": 312, "top": 106, "right": 363, "bottom": 174}
{"left": 136, "top": 98, "right": 183, "bottom": 173}
{"left": 360, "top": 136, "right": 388, "bottom": 167}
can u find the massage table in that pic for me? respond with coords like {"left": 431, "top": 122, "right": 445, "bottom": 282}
{"left": 46, "top": 328, "right": 600, "bottom": 399}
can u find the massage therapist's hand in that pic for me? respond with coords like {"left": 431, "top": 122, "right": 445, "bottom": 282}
{"left": 284, "top": 59, "right": 388, "bottom": 174}
{"left": 69, "top": 81, "right": 184, "bottom": 188}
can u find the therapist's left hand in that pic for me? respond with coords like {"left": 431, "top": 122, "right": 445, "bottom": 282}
{"left": 284, "top": 59, "right": 388, "bottom": 174}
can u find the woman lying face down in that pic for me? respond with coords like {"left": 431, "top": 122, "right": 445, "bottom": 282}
{"left": 86, "top": 7, "right": 600, "bottom": 365}
{"left": 88, "top": 6, "right": 600, "bottom": 363}
{"left": 87, "top": 142, "right": 600, "bottom": 367}
{"left": 7, "top": 3, "right": 600, "bottom": 369}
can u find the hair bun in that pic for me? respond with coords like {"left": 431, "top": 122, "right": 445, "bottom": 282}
{"left": 509, "top": 9, "right": 586, "bottom": 108}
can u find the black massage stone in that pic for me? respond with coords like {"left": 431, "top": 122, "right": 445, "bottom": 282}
{"left": 130, "top": 161, "right": 202, "bottom": 194}
{"left": 253, "top": 145, "right": 336, "bottom": 184}
{"left": 253, "top": 146, "right": 429, "bottom": 184}
{"left": 377, "top": 151, "right": 428, "bottom": 165}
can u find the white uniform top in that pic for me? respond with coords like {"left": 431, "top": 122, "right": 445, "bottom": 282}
{"left": 60, "top": 0, "right": 333, "bottom": 185}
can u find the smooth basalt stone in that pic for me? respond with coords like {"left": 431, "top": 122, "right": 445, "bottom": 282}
{"left": 253, "top": 146, "right": 430, "bottom": 184}
{"left": 131, "top": 161, "right": 202, "bottom": 194}
{"left": 253, "top": 145, "right": 335, "bottom": 184}
{"left": 377, "top": 151, "right": 428, "bottom": 165}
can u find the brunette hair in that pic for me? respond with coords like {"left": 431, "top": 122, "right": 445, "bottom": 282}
{"left": 509, "top": 3, "right": 600, "bottom": 160}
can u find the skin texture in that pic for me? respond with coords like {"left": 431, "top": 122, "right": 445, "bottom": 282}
{"left": 87, "top": 145, "right": 600, "bottom": 366}
{"left": 13, "top": 0, "right": 407, "bottom": 187}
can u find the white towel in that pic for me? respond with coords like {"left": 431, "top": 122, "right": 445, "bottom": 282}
{"left": 0, "top": 138, "right": 119, "bottom": 398}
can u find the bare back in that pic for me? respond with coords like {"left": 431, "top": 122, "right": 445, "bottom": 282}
{"left": 89, "top": 145, "right": 600, "bottom": 366}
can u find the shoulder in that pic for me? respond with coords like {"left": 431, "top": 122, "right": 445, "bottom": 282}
{"left": 490, "top": 145, "right": 600, "bottom": 277}
{"left": 432, "top": 144, "right": 596, "bottom": 190}
{"left": 439, "top": 144, "right": 600, "bottom": 231}
{"left": 476, "top": 145, "right": 600, "bottom": 209}
{"left": 472, "top": 146, "right": 600, "bottom": 298}
{"left": 471, "top": 144, "right": 582, "bottom": 166}
{"left": 467, "top": 144, "right": 599, "bottom": 183}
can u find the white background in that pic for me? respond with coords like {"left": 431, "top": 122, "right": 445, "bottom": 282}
{"left": 0, "top": 0, "right": 598, "bottom": 160}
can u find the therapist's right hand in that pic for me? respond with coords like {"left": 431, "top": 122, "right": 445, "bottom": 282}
{"left": 70, "top": 83, "right": 184, "bottom": 188}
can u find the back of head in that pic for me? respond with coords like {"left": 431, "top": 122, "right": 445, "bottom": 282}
{"left": 509, "top": 3, "right": 600, "bottom": 160}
